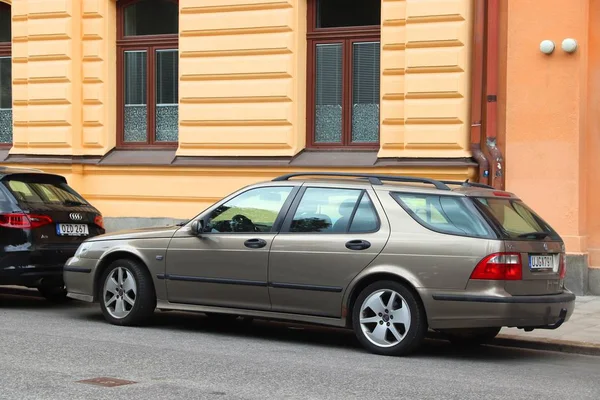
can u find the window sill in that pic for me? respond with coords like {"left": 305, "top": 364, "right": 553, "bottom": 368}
{"left": 1, "top": 149, "right": 477, "bottom": 169}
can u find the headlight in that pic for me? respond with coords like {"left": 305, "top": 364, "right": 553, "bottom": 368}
{"left": 74, "top": 242, "right": 91, "bottom": 258}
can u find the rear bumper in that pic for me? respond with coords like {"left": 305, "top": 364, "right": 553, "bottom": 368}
{"left": 421, "top": 289, "right": 576, "bottom": 330}
{"left": 1, "top": 245, "right": 78, "bottom": 287}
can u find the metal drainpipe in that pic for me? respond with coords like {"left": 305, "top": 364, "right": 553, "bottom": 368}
{"left": 469, "top": 0, "right": 490, "bottom": 184}
{"left": 484, "top": 0, "right": 505, "bottom": 190}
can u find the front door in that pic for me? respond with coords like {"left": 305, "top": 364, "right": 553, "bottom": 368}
{"left": 165, "top": 185, "right": 297, "bottom": 310}
{"left": 268, "top": 185, "right": 390, "bottom": 317}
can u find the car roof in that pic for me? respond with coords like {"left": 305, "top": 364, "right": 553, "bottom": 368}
{"left": 0, "top": 166, "right": 56, "bottom": 179}
{"left": 267, "top": 172, "right": 518, "bottom": 198}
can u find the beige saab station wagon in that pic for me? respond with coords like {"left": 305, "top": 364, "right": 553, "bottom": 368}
{"left": 63, "top": 173, "right": 575, "bottom": 356}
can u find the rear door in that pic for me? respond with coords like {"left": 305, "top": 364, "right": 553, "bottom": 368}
{"left": 1, "top": 173, "right": 104, "bottom": 260}
{"left": 268, "top": 185, "right": 390, "bottom": 317}
{"left": 471, "top": 196, "right": 564, "bottom": 295}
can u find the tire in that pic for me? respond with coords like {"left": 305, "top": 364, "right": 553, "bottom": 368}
{"left": 352, "top": 280, "right": 427, "bottom": 356}
{"left": 98, "top": 258, "right": 156, "bottom": 326}
{"left": 440, "top": 327, "right": 501, "bottom": 347}
{"left": 37, "top": 285, "right": 69, "bottom": 303}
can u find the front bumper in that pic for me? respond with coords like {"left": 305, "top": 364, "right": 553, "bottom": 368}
{"left": 421, "top": 289, "right": 576, "bottom": 330}
{"left": 63, "top": 256, "right": 99, "bottom": 302}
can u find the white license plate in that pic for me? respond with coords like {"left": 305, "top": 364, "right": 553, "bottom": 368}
{"left": 56, "top": 223, "right": 89, "bottom": 237}
{"left": 529, "top": 255, "right": 554, "bottom": 270}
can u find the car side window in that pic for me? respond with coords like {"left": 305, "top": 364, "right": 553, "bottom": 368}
{"left": 206, "top": 186, "right": 293, "bottom": 233}
{"left": 349, "top": 193, "right": 379, "bottom": 233}
{"left": 290, "top": 188, "right": 379, "bottom": 233}
{"left": 393, "top": 193, "right": 490, "bottom": 237}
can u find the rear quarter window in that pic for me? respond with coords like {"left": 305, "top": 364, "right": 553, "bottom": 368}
{"left": 392, "top": 192, "right": 493, "bottom": 238}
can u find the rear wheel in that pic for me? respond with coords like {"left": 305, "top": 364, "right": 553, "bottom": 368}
{"left": 440, "top": 327, "right": 501, "bottom": 346}
{"left": 37, "top": 285, "right": 69, "bottom": 303}
{"left": 352, "top": 280, "right": 427, "bottom": 356}
{"left": 99, "top": 259, "right": 156, "bottom": 326}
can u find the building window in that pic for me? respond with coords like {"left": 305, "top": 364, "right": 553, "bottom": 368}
{"left": 0, "top": 2, "right": 11, "bottom": 147}
{"left": 307, "top": 0, "right": 381, "bottom": 149}
{"left": 117, "top": 0, "right": 179, "bottom": 147}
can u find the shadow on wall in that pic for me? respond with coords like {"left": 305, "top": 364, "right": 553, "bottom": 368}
{"left": 103, "top": 217, "right": 187, "bottom": 233}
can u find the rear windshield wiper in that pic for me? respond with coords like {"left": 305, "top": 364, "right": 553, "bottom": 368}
{"left": 63, "top": 199, "right": 88, "bottom": 206}
{"left": 517, "top": 231, "right": 551, "bottom": 239}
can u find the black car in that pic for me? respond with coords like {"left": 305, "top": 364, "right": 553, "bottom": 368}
{"left": 0, "top": 166, "right": 105, "bottom": 301}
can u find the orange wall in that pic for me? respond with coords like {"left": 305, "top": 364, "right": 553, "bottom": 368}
{"left": 587, "top": 0, "right": 600, "bottom": 267}
{"left": 504, "top": 0, "right": 590, "bottom": 254}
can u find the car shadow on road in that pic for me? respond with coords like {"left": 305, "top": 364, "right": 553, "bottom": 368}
{"left": 1, "top": 289, "right": 568, "bottom": 362}
{"left": 106, "top": 309, "right": 566, "bottom": 362}
{"left": 0, "top": 287, "right": 90, "bottom": 310}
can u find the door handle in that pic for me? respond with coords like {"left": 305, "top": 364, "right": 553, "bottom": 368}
{"left": 244, "top": 238, "right": 267, "bottom": 249}
{"left": 345, "top": 240, "right": 371, "bottom": 251}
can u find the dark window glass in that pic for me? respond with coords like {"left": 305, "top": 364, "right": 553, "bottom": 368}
{"left": 155, "top": 49, "right": 178, "bottom": 142}
{"left": 3, "top": 177, "right": 88, "bottom": 206}
{"left": 123, "top": 50, "right": 147, "bottom": 142}
{"left": 349, "top": 194, "right": 379, "bottom": 232}
{"left": 473, "top": 197, "right": 560, "bottom": 240}
{"left": 0, "top": 56, "right": 11, "bottom": 144}
{"left": 393, "top": 193, "right": 492, "bottom": 238}
{"left": 316, "top": 0, "right": 381, "bottom": 29}
{"left": 206, "top": 187, "right": 293, "bottom": 233}
{"left": 352, "top": 41, "right": 380, "bottom": 143}
{"left": 290, "top": 188, "right": 363, "bottom": 233}
{"left": 124, "top": 0, "right": 178, "bottom": 36}
{"left": 315, "top": 43, "right": 343, "bottom": 143}
{"left": 0, "top": 3, "right": 10, "bottom": 43}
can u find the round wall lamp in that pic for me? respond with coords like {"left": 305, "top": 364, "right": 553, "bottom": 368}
{"left": 540, "top": 40, "right": 555, "bottom": 55}
{"left": 562, "top": 38, "right": 578, "bottom": 53}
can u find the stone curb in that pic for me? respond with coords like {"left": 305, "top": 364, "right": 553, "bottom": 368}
{"left": 491, "top": 334, "right": 600, "bottom": 356}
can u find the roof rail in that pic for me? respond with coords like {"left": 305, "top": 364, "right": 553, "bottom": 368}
{"left": 440, "top": 180, "right": 494, "bottom": 189}
{"left": 272, "top": 172, "right": 451, "bottom": 191}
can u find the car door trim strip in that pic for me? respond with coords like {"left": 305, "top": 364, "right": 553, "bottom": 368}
{"left": 157, "top": 274, "right": 343, "bottom": 293}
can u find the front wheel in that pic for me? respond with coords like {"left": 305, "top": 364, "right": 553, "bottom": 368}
{"left": 99, "top": 259, "right": 156, "bottom": 326}
{"left": 352, "top": 280, "right": 427, "bottom": 356}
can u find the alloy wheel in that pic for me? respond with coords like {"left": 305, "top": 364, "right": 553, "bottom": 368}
{"left": 103, "top": 266, "right": 137, "bottom": 319}
{"left": 359, "top": 289, "right": 411, "bottom": 348}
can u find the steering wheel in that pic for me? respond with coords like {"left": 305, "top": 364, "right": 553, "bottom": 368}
{"left": 231, "top": 214, "right": 260, "bottom": 232}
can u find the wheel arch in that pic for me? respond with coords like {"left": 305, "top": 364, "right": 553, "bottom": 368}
{"left": 344, "top": 270, "right": 428, "bottom": 329}
{"left": 93, "top": 250, "right": 155, "bottom": 301}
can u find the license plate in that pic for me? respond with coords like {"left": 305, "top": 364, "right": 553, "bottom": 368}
{"left": 56, "top": 223, "right": 89, "bottom": 237}
{"left": 529, "top": 255, "right": 554, "bottom": 270}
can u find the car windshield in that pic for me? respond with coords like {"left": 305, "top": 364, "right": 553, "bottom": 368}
{"left": 472, "top": 197, "right": 560, "bottom": 240}
{"left": 2, "top": 175, "right": 88, "bottom": 207}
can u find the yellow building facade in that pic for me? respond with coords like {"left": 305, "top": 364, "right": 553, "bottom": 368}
{"left": 0, "top": 0, "right": 476, "bottom": 226}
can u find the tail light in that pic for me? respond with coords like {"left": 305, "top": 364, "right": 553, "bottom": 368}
{"left": 559, "top": 253, "right": 567, "bottom": 279}
{"left": 0, "top": 213, "right": 53, "bottom": 229}
{"left": 470, "top": 253, "right": 523, "bottom": 281}
{"left": 94, "top": 215, "right": 104, "bottom": 229}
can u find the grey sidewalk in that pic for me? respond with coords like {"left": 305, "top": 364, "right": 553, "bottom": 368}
{"left": 497, "top": 296, "right": 600, "bottom": 354}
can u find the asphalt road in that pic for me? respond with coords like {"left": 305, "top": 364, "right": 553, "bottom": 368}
{"left": 1, "top": 288, "right": 599, "bottom": 400}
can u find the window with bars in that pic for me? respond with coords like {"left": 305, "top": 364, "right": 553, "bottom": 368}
{"left": 308, "top": 0, "right": 381, "bottom": 148}
{"left": 0, "top": 2, "right": 11, "bottom": 147}
{"left": 117, "top": 0, "right": 179, "bottom": 147}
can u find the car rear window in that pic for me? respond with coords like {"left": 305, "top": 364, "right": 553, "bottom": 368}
{"left": 1, "top": 174, "right": 88, "bottom": 207}
{"left": 471, "top": 197, "right": 560, "bottom": 240}
{"left": 392, "top": 193, "right": 493, "bottom": 238}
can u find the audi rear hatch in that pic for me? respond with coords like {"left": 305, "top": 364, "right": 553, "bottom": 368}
{"left": 1, "top": 173, "right": 104, "bottom": 254}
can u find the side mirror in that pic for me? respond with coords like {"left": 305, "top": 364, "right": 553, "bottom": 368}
{"left": 190, "top": 219, "right": 204, "bottom": 236}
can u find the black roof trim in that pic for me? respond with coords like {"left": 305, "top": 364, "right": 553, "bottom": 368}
{"left": 272, "top": 172, "right": 452, "bottom": 191}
